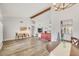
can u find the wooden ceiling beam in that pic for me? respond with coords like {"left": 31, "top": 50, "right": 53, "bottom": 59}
{"left": 30, "top": 7, "right": 51, "bottom": 19}
{"left": 30, "top": 3, "right": 76, "bottom": 19}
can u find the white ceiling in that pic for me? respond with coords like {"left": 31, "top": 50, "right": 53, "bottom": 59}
{"left": 0, "top": 3, "right": 50, "bottom": 17}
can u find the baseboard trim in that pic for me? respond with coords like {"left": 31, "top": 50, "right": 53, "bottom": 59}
{"left": 3, "top": 38, "right": 16, "bottom": 41}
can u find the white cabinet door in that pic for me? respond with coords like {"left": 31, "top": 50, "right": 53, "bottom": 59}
{"left": 0, "top": 22, "right": 3, "bottom": 49}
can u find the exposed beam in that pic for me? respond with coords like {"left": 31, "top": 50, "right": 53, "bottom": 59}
{"left": 30, "top": 7, "right": 51, "bottom": 19}
{"left": 30, "top": 4, "right": 76, "bottom": 19}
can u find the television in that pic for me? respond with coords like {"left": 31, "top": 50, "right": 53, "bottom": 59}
{"left": 38, "top": 28, "right": 42, "bottom": 33}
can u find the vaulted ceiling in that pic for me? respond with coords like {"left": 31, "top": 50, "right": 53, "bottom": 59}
{"left": 0, "top": 3, "right": 50, "bottom": 17}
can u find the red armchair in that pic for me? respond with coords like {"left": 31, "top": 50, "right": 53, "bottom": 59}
{"left": 41, "top": 32, "right": 51, "bottom": 41}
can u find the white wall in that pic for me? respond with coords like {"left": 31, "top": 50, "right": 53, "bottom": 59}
{"left": 2, "top": 11, "right": 51, "bottom": 41}
{"left": 50, "top": 4, "right": 79, "bottom": 40}
{"left": 59, "top": 4, "right": 79, "bottom": 38}
{"left": 3, "top": 17, "right": 32, "bottom": 41}
{"left": 0, "top": 3, "right": 51, "bottom": 41}
{"left": 0, "top": 22, "right": 3, "bottom": 43}
{"left": 32, "top": 8, "right": 61, "bottom": 41}
{"left": 0, "top": 8, "right": 3, "bottom": 21}
{"left": 50, "top": 9, "right": 61, "bottom": 41}
{"left": 0, "top": 22, "right": 3, "bottom": 49}
{"left": 1, "top": 3, "right": 79, "bottom": 41}
{"left": 0, "top": 8, "right": 3, "bottom": 49}
{"left": 51, "top": 4, "right": 79, "bottom": 39}
{"left": 0, "top": 3, "right": 50, "bottom": 17}
{"left": 51, "top": 11, "right": 61, "bottom": 33}
{"left": 32, "top": 10, "right": 51, "bottom": 36}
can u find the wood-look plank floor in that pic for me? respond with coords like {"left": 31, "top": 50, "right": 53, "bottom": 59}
{"left": 0, "top": 37, "right": 50, "bottom": 56}
{"left": 1, "top": 37, "right": 79, "bottom": 56}
{"left": 70, "top": 45, "right": 79, "bottom": 56}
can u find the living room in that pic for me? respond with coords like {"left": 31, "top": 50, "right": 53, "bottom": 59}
{"left": 0, "top": 3, "right": 79, "bottom": 56}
